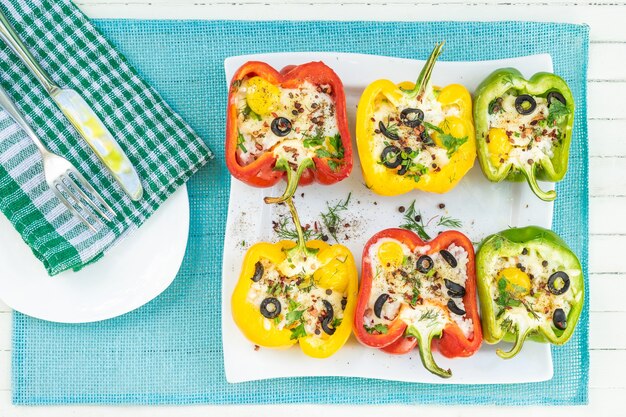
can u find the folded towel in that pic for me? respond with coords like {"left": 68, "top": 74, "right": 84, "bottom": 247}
{"left": 0, "top": 0, "right": 212, "bottom": 275}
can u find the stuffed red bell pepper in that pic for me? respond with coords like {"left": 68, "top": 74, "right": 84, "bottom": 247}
{"left": 354, "top": 228, "right": 482, "bottom": 378}
{"left": 225, "top": 61, "right": 353, "bottom": 203}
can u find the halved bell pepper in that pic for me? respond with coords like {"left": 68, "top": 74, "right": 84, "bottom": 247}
{"left": 231, "top": 196, "right": 358, "bottom": 358}
{"left": 356, "top": 42, "right": 475, "bottom": 196}
{"left": 476, "top": 226, "right": 584, "bottom": 358}
{"left": 473, "top": 68, "right": 575, "bottom": 201}
{"left": 225, "top": 61, "right": 353, "bottom": 203}
{"left": 354, "top": 228, "right": 482, "bottom": 378}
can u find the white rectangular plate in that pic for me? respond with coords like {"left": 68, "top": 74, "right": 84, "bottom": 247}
{"left": 222, "top": 52, "right": 555, "bottom": 384}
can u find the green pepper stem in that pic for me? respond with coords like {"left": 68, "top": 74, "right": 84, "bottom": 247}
{"left": 520, "top": 163, "right": 557, "bottom": 202}
{"left": 264, "top": 158, "right": 313, "bottom": 205}
{"left": 497, "top": 324, "right": 531, "bottom": 359}
{"left": 414, "top": 327, "right": 452, "bottom": 378}
{"left": 404, "top": 41, "right": 445, "bottom": 99}
{"left": 284, "top": 196, "right": 308, "bottom": 253}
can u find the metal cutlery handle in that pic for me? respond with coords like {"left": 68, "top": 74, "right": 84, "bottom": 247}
{"left": 0, "top": 86, "right": 49, "bottom": 155}
{"left": 0, "top": 10, "right": 58, "bottom": 94}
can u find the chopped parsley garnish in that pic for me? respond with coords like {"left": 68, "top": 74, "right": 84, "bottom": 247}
{"left": 242, "top": 103, "right": 262, "bottom": 121}
{"left": 332, "top": 317, "right": 343, "bottom": 328}
{"left": 302, "top": 128, "right": 325, "bottom": 148}
{"left": 424, "top": 122, "right": 468, "bottom": 158}
{"left": 290, "top": 323, "right": 307, "bottom": 340}
{"left": 285, "top": 300, "right": 305, "bottom": 325}
{"left": 236, "top": 133, "right": 248, "bottom": 153}
{"left": 547, "top": 100, "right": 570, "bottom": 125}
{"left": 399, "top": 148, "right": 429, "bottom": 183}
{"left": 364, "top": 323, "right": 389, "bottom": 334}
{"left": 315, "top": 134, "right": 345, "bottom": 172}
{"left": 488, "top": 97, "right": 504, "bottom": 115}
{"left": 496, "top": 277, "right": 522, "bottom": 307}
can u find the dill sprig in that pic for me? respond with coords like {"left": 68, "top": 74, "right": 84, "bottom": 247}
{"left": 399, "top": 201, "right": 463, "bottom": 238}
{"left": 399, "top": 201, "right": 431, "bottom": 240}
{"left": 419, "top": 309, "right": 439, "bottom": 322}
{"left": 437, "top": 215, "right": 462, "bottom": 228}
{"left": 273, "top": 216, "right": 322, "bottom": 241}
{"left": 320, "top": 192, "right": 352, "bottom": 242}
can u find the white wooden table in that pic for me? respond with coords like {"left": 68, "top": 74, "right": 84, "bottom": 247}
{"left": 0, "top": 0, "right": 624, "bottom": 415}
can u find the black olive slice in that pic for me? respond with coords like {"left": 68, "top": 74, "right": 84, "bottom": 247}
{"left": 374, "top": 293, "right": 390, "bottom": 318}
{"left": 251, "top": 261, "right": 264, "bottom": 282}
{"left": 444, "top": 279, "right": 466, "bottom": 298}
{"left": 547, "top": 91, "right": 566, "bottom": 106}
{"left": 260, "top": 297, "right": 281, "bottom": 319}
{"left": 447, "top": 299, "right": 466, "bottom": 316}
{"left": 397, "top": 164, "right": 408, "bottom": 175}
{"left": 322, "top": 299, "right": 334, "bottom": 321}
{"left": 553, "top": 308, "right": 567, "bottom": 330}
{"left": 416, "top": 255, "right": 434, "bottom": 273}
{"left": 400, "top": 108, "right": 424, "bottom": 128}
{"left": 381, "top": 145, "right": 402, "bottom": 168}
{"left": 271, "top": 117, "right": 292, "bottom": 137}
{"left": 320, "top": 300, "right": 336, "bottom": 335}
{"left": 440, "top": 250, "right": 458, "bottom": 268}
{"left": 321, "top": 316, "right": 336, "bottom": 335}
{"left": 515, "top": 94, "right": 537, "bottom": 115}
{"left": 421, "top": 131, "right": 435, "bottom": 146}
{"left": 548, "top": 271, "right": 570, "bottom": 295}
{"left": 379, "top": 121, "right": 400, "bottom": 140}
{"left": 341, "top": 297, "right": 347, "bottom": 310}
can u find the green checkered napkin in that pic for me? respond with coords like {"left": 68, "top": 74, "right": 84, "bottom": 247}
{"left": 0, "top": 0, "right": 212, "bottom": 275}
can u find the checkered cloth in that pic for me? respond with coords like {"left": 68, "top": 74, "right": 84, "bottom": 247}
{"left": 0, "top": 0, "right": 212, "bottom": 275}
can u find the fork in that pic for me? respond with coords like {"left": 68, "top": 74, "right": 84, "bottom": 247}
{"left": 0, "top": 86, "right": 114, "bottom": 232}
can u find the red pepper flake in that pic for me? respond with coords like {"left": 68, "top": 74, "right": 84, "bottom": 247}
{"left": 254, "top": 345, "right": 260, "bottom": 351}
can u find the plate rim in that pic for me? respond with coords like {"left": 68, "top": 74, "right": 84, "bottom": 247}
{"left": 221, "top": 51, "right": 555, "bottom": 384}
{"left": 0, "top": 184, "right": 189, "bottom": 324}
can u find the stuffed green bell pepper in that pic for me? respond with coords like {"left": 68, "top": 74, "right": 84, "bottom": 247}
{"left": 473, "top": 68, "right": 575, "bottom": 201}
{"left": 476, "top": 226, "right": 584, "bottom": 359}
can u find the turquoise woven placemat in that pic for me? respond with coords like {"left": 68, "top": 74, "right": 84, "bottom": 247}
{"left": 12, "top": 20, "right": 589, "bottom": 405}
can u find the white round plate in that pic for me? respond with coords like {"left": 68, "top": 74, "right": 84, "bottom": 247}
{"left": 0, "top": 185, "right": 189, "bottom": 323}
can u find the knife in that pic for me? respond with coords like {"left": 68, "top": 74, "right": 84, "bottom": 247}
{"left": 0, "top": 10, "right": 143, "bottom": 201}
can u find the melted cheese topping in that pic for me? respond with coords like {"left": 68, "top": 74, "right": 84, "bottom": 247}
{"left": 247, "top": 257, "right": 346, "bottom": 338}
{"left": 371, "top": 86, "right": 459, "bottom": 178}
{"left": 234, "top": 78, "right": 340, "bottom": 166}
{"left": 487, "top": 92, "right": 561, "bottom": 167}
{"left": 483, "top": 245, "right": 581, "bottom": 331}
{"left": 363, "top": 238, "right": 473, "bottom": 338}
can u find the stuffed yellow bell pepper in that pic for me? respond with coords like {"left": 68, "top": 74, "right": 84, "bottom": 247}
{"left": 231, "top": 196, "right": 358, "bottom": 358}
{"left": 356, "top": 42, "right": 476, "bottom": 196}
